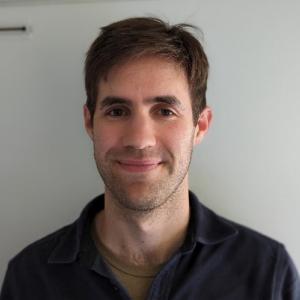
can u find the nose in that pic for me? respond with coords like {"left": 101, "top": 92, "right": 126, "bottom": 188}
{"left": 122, "top": 114, "right": 156, "bottom": 149}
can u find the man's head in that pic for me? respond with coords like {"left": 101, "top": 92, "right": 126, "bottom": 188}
{"left": 84, "top": 17, "right": 209, "bottom": 126}
{"left": 83, "top": 17, "right": 212, "bottom": 212}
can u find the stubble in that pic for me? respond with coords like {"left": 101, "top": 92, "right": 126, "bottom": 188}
{"left": 93, "top": 133, "right": 194, "bottom": 214}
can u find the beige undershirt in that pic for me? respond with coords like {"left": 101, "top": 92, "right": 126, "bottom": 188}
{"left": 92, "top": 226, "right": 164, "bottom": 300}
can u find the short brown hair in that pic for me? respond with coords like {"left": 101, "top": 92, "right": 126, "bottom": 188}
{"left": 85, "top": 17, "right": 209, "bottom": 125}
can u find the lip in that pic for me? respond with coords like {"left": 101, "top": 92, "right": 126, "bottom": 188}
{"left": 117, "top": 160, "right": 162, "bottom": 173}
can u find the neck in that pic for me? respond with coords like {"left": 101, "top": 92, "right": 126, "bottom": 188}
{"left": 93, "top": 184, "right": 190, "bottom": 267}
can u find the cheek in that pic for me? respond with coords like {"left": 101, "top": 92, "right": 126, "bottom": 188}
{"left": 93, "top": 126, "right": 119, "bottom": 154}
{"left": 161, "top": 122, "right": 195, "bottom": 152}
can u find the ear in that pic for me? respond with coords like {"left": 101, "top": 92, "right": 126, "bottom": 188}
{"left": 193, "top": 106, "right": 213, "bottom": 145}
{"left": 83, "top": 104, "right": 94, "bottom": 140}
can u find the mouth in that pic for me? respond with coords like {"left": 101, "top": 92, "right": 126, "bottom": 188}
{"left": 117, "top": 159, "right": 162, "bottom": 173}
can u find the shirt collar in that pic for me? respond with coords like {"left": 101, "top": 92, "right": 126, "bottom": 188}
{"left": 48, "top": 191, "right": 238, "bottom": 264}
{"left": 188, "top": 191, "right": 238, "bottom": 246}
{"left": 48, "top": 194, "right": 104, "bottom": 264}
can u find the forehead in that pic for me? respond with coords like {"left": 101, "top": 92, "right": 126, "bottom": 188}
{"left": 97, "top": 56, "right": 191, "bottom": 105}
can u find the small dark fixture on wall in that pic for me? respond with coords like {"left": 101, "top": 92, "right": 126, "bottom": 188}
{"left": 0, "top": 26, "right": 27, "bottom": 32}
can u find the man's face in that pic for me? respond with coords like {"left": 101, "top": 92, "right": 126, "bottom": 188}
{"left": 84, "top": 56, "right": 211, "bottom": 212}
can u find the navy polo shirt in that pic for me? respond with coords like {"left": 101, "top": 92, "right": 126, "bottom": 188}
{"left": 1, "top": 191, "right": 299, "bottom": 299}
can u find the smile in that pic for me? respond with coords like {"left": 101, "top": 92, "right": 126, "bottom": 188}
{"left": 117, "top": 160, "right": 162, "bottom": 173}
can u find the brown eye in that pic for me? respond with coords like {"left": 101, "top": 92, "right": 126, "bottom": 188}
{"left": 159, "top": 108, "right": 175, "bottom": 116}
{"left": 106, "top": 108, "right": 128, "bottom": 117}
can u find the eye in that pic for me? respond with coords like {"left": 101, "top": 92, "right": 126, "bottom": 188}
{"left": 158, "top": 108, "right": 175, "bottom": 117}
{"left": 105, "top": 108, "right": 129, "bottom": 117}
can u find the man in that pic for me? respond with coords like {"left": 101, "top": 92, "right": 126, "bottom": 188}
{"left": 1, "top": 17, "right": 299, "bottom": 300}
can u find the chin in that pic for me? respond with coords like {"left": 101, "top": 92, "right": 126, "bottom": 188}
{"left": 114, "top": 187, "right": 164, "bottom": 212}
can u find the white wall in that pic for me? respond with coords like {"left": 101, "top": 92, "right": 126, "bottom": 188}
{"left": 1, "top": 0, "right": 299, "bottom": 286}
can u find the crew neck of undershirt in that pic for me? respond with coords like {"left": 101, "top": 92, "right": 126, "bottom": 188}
{"left": 91, "top": 223, "right": 164, "bottom": 278}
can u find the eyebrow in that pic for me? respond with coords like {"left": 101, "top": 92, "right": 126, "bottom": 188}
{"left": 99, "top": 96, "right": 131, "bottom": 109}
{"left": 99, "top": 95, "right": 184, "bottom": 110}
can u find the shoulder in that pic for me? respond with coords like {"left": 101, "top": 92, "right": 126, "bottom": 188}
{"left": 0, "top": 223, "right": 78, "bottom": 300}
{"left": 219, "top": 215, "right": 299, "bottom": 282}
{"left": 210, "top": 213, "right": 300, "bottom": 295}
{"left": 226, "top": 217, "right": 282, "bottom": 254}
{"left": 192, "top": 192, "right": 283, "bottom": 257}
{"left": 7, "top": 223, "right": 73, "bottom": 270}
{"left": 216, "top": 213, "right": 287, "bottom": 264}
{"left": 6, "top": 195, "right": 104, "bottom": 271}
